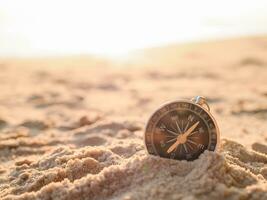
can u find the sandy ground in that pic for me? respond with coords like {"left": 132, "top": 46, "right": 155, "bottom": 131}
{"left": 0, "top": 36, "right": 267, "bottom": 200}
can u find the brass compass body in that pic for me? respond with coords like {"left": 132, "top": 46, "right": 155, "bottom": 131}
{"left": 144, "top": 96, "right": 220, "bottom": 161}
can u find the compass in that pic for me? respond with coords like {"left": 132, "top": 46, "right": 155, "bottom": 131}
{"left": 144, "top": 96, "right": 220, "bottom": 161}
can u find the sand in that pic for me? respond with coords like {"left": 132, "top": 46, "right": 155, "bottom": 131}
{"left": 0, "top": 36, "right": 267, "bottom": 200}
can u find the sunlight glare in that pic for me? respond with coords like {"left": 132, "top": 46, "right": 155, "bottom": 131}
{"left": 0, "top": 0, "right": 267, "bottom": 57}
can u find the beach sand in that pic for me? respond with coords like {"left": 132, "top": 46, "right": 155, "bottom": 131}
{"left": 0, "top": 36, "right": 267, "bottom": 200}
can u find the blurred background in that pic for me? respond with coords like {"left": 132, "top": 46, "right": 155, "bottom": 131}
{"left": 0, "top": 0, "right": 267, "bottom": 147}
{"left": 0, "top": 0, "right": 267, "bottom": 58}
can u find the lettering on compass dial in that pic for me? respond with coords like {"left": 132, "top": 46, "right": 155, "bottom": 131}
{"left": 145, "top": 101, "right": 218, "bottom": 161}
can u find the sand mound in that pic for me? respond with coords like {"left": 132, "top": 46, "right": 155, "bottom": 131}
{"left": 1, "top": 138, "right": 266, "bottom": 200}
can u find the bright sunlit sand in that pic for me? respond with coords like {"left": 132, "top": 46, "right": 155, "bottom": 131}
{"left": 0, "top": 0, "right": 267, "bottom": 57}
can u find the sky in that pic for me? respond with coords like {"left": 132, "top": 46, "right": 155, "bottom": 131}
{"left": 0, "top": 0, "right": 267, "bottom": 57}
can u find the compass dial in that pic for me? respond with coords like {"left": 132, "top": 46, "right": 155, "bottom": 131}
{"left": 144, "top": 101, "right": 219, "bottom": 161}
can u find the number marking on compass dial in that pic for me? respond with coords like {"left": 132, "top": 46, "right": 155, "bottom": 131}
{"left": 145, "top": 101, "right": 218, "bottom": 161}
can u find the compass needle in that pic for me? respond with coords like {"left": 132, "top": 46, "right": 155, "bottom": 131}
{"left": 187, "top": 142, "right": 194, "bottom": 150}
{"left": 183, "top": 144, "right": 188, "bottom": 153}
{"left": 184, "top": 121, "right": 189, "bottom": 132}
{"left": 166, "top": 138, "right": 177, "bottom": 143}
{"left": 170, "top": 123, "right": 178, "bottom": 133}
{"left": 188, "top": 130, "right": 198, "bottom": 137}
{"left": 167, "top": 139, "right": 180, "bottom": 153}
{"left": 166, "top": 128, "right": 178, "bottom": 136}
{"left": 187, "top": 139, "right": 198, "bottom": 146}
{"left": 175, "top": 120, "right": 182, "bottom": 134}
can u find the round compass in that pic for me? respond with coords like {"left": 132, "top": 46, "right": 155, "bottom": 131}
{"left": 144, "top": 96, "right": 220, "bottom": 161}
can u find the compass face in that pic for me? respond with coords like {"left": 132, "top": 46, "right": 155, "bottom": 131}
{"left": 144, "top": 101, "right": 219, "bottom": 161}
